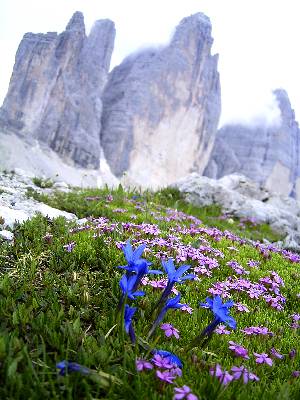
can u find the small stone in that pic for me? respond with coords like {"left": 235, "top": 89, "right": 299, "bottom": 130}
{"left": 0, "top": 230, "right": 14, "bottom": 241}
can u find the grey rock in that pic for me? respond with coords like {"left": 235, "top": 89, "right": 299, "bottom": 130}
{"left": 0, "top": 170, "right": 77, "bottom": 229}
{"left": 0, "top": 230, "right": 14, "bottom": 241}
{"left": 0, "top": 12, "right": 116, "bottom": 169}
{"left": 101, "top": 13, "right": 221, "bottom": 188}
{"left": 282, "top": 233, "right": 300, "bottom": 252}
{"left": 174, "top": 173, "right": 300, "bottom": 244}
{"left": 52, "top": 181, "right": 69, "bottom": 189}
{"left": 204, "top": 89, "right": 300, "bottom": 198}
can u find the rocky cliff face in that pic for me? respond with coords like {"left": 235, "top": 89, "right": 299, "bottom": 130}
{"left": 101, "top": 13, "right": 221, "bottom": 187}
{"left": 0, "top": 12, "right": 115, "bottom": 169}
{"left": 204, "top": 89, "right": 300, "bottom": 198}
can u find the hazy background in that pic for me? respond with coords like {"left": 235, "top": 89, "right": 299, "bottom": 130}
{"left": 0, "top": 0, "right": 299, "bottom": 127}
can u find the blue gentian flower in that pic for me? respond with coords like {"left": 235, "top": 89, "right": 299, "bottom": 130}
{"left": 119, "top": 274, "right": 145, "bottom": 300}
{"left": 190, "top": 295, "right": 236, "bottom": 349}
{"left": 124, "top": 304, "right": 137, "bottom": 343}
{"left": 199, "top": 295, "right": 236, "bottom": 329}
{"left": 152, "top": 350, "right": 183, "bottom": 368}
{"left": 118, "top": 241, "right": 151, "bottom": 272}
{"left": 153, "top": 260, "right": 195, "bottom": 311}
{"left": 118, "top": 241, "right": 162, "bottom": 290}
{"left": 56, "top": 360, "right": 90, "bottom": 376}
{"left": 163, "top": 259, "right": 195, "bottom": 284}
{"left": 149, "top": 294, "right": 186, "bottom": 337}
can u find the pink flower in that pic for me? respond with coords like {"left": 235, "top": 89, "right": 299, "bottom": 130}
{"left": 235, "top": 303, "right": 249, "bottom": 312}
{"left": 215, "top": 324, "right": 231, "bottom": 334}
{"left": 152, "top": 354, "right": 174, "bottom": 369}
{"left": 173, "top": 385, "right": 198, "bottom": 400}
{"left": 231, "top": 366, "right": 259, "bottom": 384}
{"left": 270, "top": 348, "right": 284, "bottom": 359}
{"left": 180, "top": 305, "right": 193, "bottom": 314}
{"left": 136, "top": 359, "right": 153, "bottom": 372}
{"left": 156, "top": 370, "right": 176, "bottom": 384}
{"left": 160, "top": 323, "right": 180, "bottom": 339}
{"left": 170, "top": 367, "right": 182, "bottom": 377}
{"left": 210, "top": 364, "right": 233, "bottom": 385}
{"left": 228, "top": 341, "right": 249, "bottom": 359}
{"left": 253, "top": 352, "right": 273, "bottom": 366}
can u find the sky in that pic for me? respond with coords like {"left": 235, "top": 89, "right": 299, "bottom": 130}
{"left": 0, "top": 0, "right": 300, "bottom": 127}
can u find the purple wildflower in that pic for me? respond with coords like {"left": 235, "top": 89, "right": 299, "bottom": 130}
{"left": 156, "top": 370, "right": 176, "bottom": 384}
{"left": 136, "top": 359, "right": 153, "bottom": 372}
{"left": 254, "top": 352, "right": 273, "bottom": 366}
{"left": 292, "top": 313, "right": 300, "bottom": 321}
{"left": 160, "top": 323, "right": 180, "bottom": 339}
{"left": 247, "top": 260, "right": 260, "bottom": 268}
{"left": 231, "top": 366, "right": 259, "bottom": 384}
{"left": 215, "top": 324, "right": 231, "bottom": 334}
{"left": 152, "top": 350, "right": 182, "bottom": 368}
{"left": 173, "top": 385, "right": 198, "bottom": 400}
{"left": 235, "top": 303, "right": 249, "bottom": 313}
{"left": 292, "top": 371, "right": 300, "bottom": 378}
{"left": 43, "top": 233, "right": 53, "bottom": 243}
{"left": 180, "top": 305, "right": 193, "bottom": 314}
{"left": 152, "top": 354, "right": 174, "bottom": 369}
{"left": 170, "top": 367, "right": 182, "bottom": 377}
{"left": 241, "top": 326, "right": 273, "bottom": 336}
{"left": 228, "top": 341, "right": 249, "bottom": 359}
{"left": 270, "top": 348, "right": 284, "bottom": 359}
{"left": 209, "top": 364, "right": 233, "bottom": 385}
{"left": 289, "top": 349, "right": 296, "bottom": 359}
{"left": 63, "top": 241, "right": 75, "bottom": 252}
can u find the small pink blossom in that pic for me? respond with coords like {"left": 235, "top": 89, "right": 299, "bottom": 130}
{"left": 235, "top": 303, "right": 249, "bottom": 312}
{"left": 228, "top": 341, "right": 249, "bottom": 359}
{"left": 231, "top": 366, "right": 259, "bottom": 384}
{"left": 254, "top": 352, "right": 273, "bottom": 366}
{"left": 173, "top": 385, "right": 198, "bottom": 400}
{"left": 152, "top": 354, "right": 174, "bottom": 369}
{"left": 136, "top": 359, "right": 153, "bottom": 372}
{"left": 180, "top": 305, "right": 193, "bottom": 314}
{"left": 210, "top": 364, "right": 233, "bottom": 385}
{"left": 160, "top": 323, "right": 180, "bottom": 339}
{"left": 215, "top": 324, "right": 231, "bottom": 334}
{"left": 156, "top": 370, "right": 176, "bottom": 384}
{"left": 270, "top": 348, "right": 284, "bottom": 359}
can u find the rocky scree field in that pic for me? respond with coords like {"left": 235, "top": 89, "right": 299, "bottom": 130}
{"left": 0, "top": 185, "right": 299, "bottom": 399}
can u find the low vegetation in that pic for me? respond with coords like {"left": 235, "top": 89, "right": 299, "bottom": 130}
{"left": 0, "top": 186, "right": 298, "bottom": 399}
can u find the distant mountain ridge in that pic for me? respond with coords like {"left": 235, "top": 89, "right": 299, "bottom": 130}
{"left": 204, "top": 89, "right": 300, "bottom": 198}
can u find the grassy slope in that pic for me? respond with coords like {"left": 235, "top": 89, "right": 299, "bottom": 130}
{"left": 0, "top": 186, "right": 299, "bottom": 399}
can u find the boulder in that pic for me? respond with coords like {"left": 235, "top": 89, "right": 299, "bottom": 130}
{"left": 174, "top": 173, "right": 300, "bottom": 238}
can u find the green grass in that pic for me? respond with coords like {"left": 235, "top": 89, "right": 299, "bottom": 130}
{"left": 32, "top": 177, "right": 54, "bottom": 189}
{"left": 0, "top": 186, "right": 298, "bottom": 399}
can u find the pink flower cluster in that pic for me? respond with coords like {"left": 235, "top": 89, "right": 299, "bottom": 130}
{"left": 210, "top": 364, "right": 259, "bottom": 385}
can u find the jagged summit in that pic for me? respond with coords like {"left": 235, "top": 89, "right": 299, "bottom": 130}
{"left": 101, "top": 11, "right": 221, "bottom": 187}
{"left": 65, "top": 11, "right": 85, "bottom": 32}
{"left": 0, "top": 11, "right": 115, "bottom": 169}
